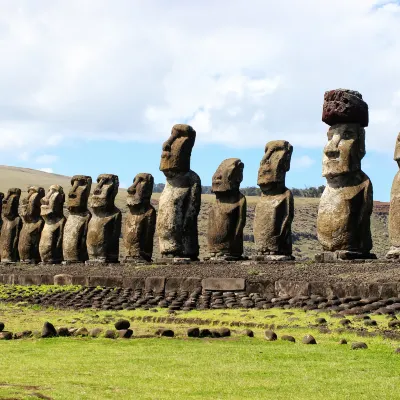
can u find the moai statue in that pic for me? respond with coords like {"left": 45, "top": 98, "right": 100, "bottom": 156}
{"left": 0, "top": 192, "right": 4, "bottom": 234}
{"left": 18, "top": 186, "right": 45, "bottom": 263}
{"left": 207, "top": 159, "right": 246, "bottom": 260}
{"left": 87, "top": 174, "right": 121, "bottom": 263}
{"left": 316, "top": 89, "right": 375, "bottom": 261}
{"left": 387, "top": 133, "right": 400, "bottom": 259}
{"left": 0, "top": 188, "right": 22, "bottom": 263}
{"left": 123, "top": 173, "right": 156, "bottom": 263}
{"left": 39, "top": 185, "right": 66, "bottom": 264}
{"left": 253, "top": 141, "right": 294, "bottom": 261}
{"left": 63, "top": 175, "right": 92, "bottom": 263}
{"left": 157, "top": 124, "right": 201, "bottom": 261}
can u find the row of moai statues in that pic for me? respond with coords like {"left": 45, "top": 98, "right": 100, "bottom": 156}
{"left": 1, "top": 88, "right": 400, "bottom": 263}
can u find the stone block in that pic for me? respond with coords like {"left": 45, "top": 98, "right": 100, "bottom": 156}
{"left": 165, "top": 277, "right": 202, "bottom": 293}
{"left": 89, "top": 276, "right": 123, "bottom": 288}
{"left": 72, "top": 276, "right": 89, "bottom": 286}
{"left": 15, "top": 275, "right": 42, "bottom": 286}
{"left": 54, "top": 274, "right": 73, "bottom": 285}
{"left": 202, "top": 278, "right": 245, "bottom": 291}
{"left": 122, "top": 277, "right": 145, "bottom": 290}
{"left": 145, "top": 277, "right": 166, "bottom": 293}
{"left": 245, "top": 280, "right": 275, "bottom": 299}
{"left": 0, "top": 274, "right": 14, "bottom": 284}
{"left": 309, "top": 281, "right": 329, "bottom": 297}
{"left": 379, "top": 283, "right": 398, "bottom": 299}
{"left": 40, "top": 275, "right": 54, "bottom": 285}
{"left": 275, "top": 280, "right": 310, "bottom": 297}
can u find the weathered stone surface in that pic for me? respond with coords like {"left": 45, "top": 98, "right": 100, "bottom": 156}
{"left": 104, "top": 329, "right": 117, "bottom": 339}
{"left": 157, "top": 124, "right": 201, "bottom": 260}
{"left": 0, "top": 331, "right": 13, "bottom": 340}
{"left": 63, "top": 175, "right": 92, "bottom": 263}
{"left": 207, "top": 158, "right": 246, "bottom": 260}
{"left": 243, "top": 329, "right": 254, "bottom": 337}
{"left": 123, "top": 173, "right": 156, "bottom": 262}
{"left": 145, "top": 277, "right": 166, "bottom": 293}
{"left": 14, "top": 275, "right": 43, "bottom": 286}
{"left": 18, "top": 186, "right": 45, "bottom": 263}
{"left": 0, "top": 322, "right": 4, "bottom": 332}
{"left": 275, "top": 280, "right": 310, "bottom": 297}
{"left": 317, "top": 90, "right": 374, "bottom": 260}
{"left": 87, "top": 174, "right": 121, "bottom": 263}
{"left": 0, "top": 188, "right": 22, "bottom": 262}
{"left": 57, "top": 327, "right": 70, "bottom": 337}
{"left": 380, "top": 283, "right": 398, "bottom": 299}
{"left": 118, "top": 329, "right": 133, "bottom": 338}
{"left": 265, "top": 330, "right": 277, "bottom": 341}
{"left": 202, "top": 278, "right": 245, "bottom": 291}
{"left": 281, "top": 335, "right": 296, "bottom": 343}
{"left": 254, "top": 141, "right": 294, "bottom": 258}
{"left": 54, "top": 274, "right": 73, "bottom": 286}
{"left": 322, "top": 89, "right": 369, "bottom": 127}
{"left": 0, "top": 192, "right": 3, "bottom": 233}
{"left": 89, "top": 276, "right": 123, "bottom": 288}
{"left": 115, "top": 319, "right": 130, "bottom": 330}
{"left": 90, "top": 328, "right": 103, "bottom": 337}
{"left": 41, "top": 321, "right": 57, "bottom": 338}
{"left": 39, "top": 185, "right": 66, "bottom": 264}
{"left": 156, "top": 328, "right": 174, "bottom": 337}
{"left": 351, "top": 342, "right": 368, "bottom": 350}
{"left": 339, "top": 339, "right": 348, "bottom": 345}
{"left": 0, "top": 274, "right": 14, "bottom": 284}
{"left": 246, "top": 280, "right": 275, "bottom": 299}
{"left": 74, "top": 327, "right": 89, "bottom": 336}
{"left": 387, "top": 133, "right": 400, "bottom": 259}
{"left": 309, "top": 281, "right": 329, "bottom": 297}
{"left": 165, "top": 277, "right": 202, "bottom": 293}
{"left": 187, "top": 327, "right": 200, "bottom": 337}
{"left": 302, "top": 334, "right": 317, "bottom": 344}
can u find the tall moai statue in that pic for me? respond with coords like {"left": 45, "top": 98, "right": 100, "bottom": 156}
{"left": 207, "top": 158, "right": 246, "bottom": 260}
{"left": 123, "top": 173, "right": 156, "bottom": 263}
{"left": 0, "top": 188, "right": 22, "bottom": 263}
{"left": 316, "top": 89, "right": 375, "bottom": 261}
{"left": 63, "top": 175, "right": 92, "bottom": 263}
{"left": 39, "top": 185, "right": 66, "bottom": 264}
{"left": 387, "top": 133, "right": 400, "bottom": 259}
{"left": 87, "top": 174, "right": 121, "bottom": 263}
{"left": 18, "top": 186, "right": 45, "bottom": 263}
{"left": 253, "top": 141, "right": 294, "bottom": 261}
{"left": 0, "top": 192, "right": 4, "bottom": 233}
{"left": 157, "top": 124, "right": 201, "bottom": 261}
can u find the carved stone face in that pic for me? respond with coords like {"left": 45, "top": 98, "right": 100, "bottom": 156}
{"left": 127, "top": 173, "right": 154, "bottom": 206}
{"left": 19, "top": 186, "right": 45, "bottom": 219}
{"left": 90, "top": 174, "right": 119, "bottom": 209}
{"left": 212, "top": 158, "right": 244, "bottom": 193}
{"left": 322, "top": 123, "right": 365, "bottom": 178}
{"left": 257, "top": 140, "right": 293, "bottom": 187}
{"left": 2, "top": 188, "right": 21, "bottom": 219}
{"left": 41, "top": 185, "right": 65, "bottom": 217}
{"left": 68, "top": 175, "right": 92, "bottom": 212}
{"left": 394, "top": 133, "right": 400, "bottom": 167}
{"left": 160, "top": 124, "right": 196, "bottom": 178}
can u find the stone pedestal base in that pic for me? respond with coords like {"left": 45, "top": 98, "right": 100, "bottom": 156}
{"left": 39, "top": 260, "right": 62, "bottom": 265}
{"left": 252, "top": 255, "right": 295, "bottom": 262}
{"left": 62, "top": 260, "right": 85, "bottom": 265}
{"left": 0, "top": 260, "right": 17, "bottom": 265}
{"left": 121, "top": 257, "right": 151, "bottom": 265}
{"left": 315, "top": 251, "right": 377, "bottom": 263}
{"left": 20, "top": 260, "right": 40, "bottom": 265}
{"left": 155, "top": 258, "right": 192, "bottom": 264}
{"left": 386, "top": 247, "right": 400, "bottom": 260}
{"left": 204, "top": 255, "right": 248, "bottom": 262}
{"left": 85, "top": 259, "right": 120, "bottom": 265}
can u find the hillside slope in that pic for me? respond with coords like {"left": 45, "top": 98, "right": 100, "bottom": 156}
{"left": 0, "top": 166, "right": 390, "bottom": 260}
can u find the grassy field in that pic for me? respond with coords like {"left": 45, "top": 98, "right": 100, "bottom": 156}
{"left": 0, "top": 302, "right": 400, "bottom": 399}
{"left": 0, "top": 165, "right": 390, "bottom": 260}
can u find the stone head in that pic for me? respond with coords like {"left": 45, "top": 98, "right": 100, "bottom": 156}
{"left": 212, "top": 158, "right": 244, "bottom": 193}
{"left": 68, "top": 175, "right": 92, "bottom": 212}
{"left": 322, "top": 123, "right": 365, "bottom": 178}
{"left": 127, "top": 173, "right": 154, "bottom": 207}
{"left": 90, "top": 174, "right": 119, "bottom": 209}
{"left": 0, "top": 192, "right": 3, "bottom": 214}
{"left": 160, "top": 124, "right": 196, "bottom": 178}
{"left": 19, "top": 186, "right": 45, "bottom": 220}
{"left": 41, "top": 185, "right": 65, "bottom": 218}
{"left": 2, "top": 188, "right": 21, "bottom": 219}
{"left": 394, "top": 133, "right": 400, "bottom": 168}
{"left": 257, "top": 140, "right": 293, "bottom": 188}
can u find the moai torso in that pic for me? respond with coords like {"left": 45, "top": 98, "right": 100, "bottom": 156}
{"left": 0, "top": 189, "right": 22, "bottom": 263}
{"left": 87, "top": 174, "right": 121, "bottom": 263}
{"left": 39, "top": 185, "right": 66, "bottom": 264}
{"left": 316, "top": 89, "right": 374, "bottom": 260}
{"left": 63, "top": 175, "right": 92, "bottom": 262}
{"left": 18, "top": 186, "right": 45, "bottom": 263}
{"left": 207, "top": 158, "right": 246, "bottom": 259}
{"left": 253, "top": 140, "right": 294, "bottom": 259}
{"left": 157, "top": 124, "right": 201, "bottom": 260}
{"left": 123, "top": 173, "right": 156, "bottom": 262}
{"left": 254, "top": 189, "right": 293, "bottom": 255}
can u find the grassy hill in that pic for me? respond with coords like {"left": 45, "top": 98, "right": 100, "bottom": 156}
{"left": 0, "top": 166, "right": 390, "bottom": 260}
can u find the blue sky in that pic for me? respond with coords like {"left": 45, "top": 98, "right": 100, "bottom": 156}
{"left": 1, "top": 0, "right": 400, "bottom": 201}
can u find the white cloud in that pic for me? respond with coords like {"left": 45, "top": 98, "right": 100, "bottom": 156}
{"left": 292, "top": 155, "right": 315, "bottom": 169}
{"left": 0, "top": 1, "right": 400, "bottom": 153}
{"left": 39, "top": 168, "right": 53, "bottom": 173}
{"left": 35, "top": 154, "right": 58, "bottom": 164}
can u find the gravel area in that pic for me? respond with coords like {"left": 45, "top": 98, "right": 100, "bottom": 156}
{"left": 1, "top": 260, "right": 400, "bottom": 284}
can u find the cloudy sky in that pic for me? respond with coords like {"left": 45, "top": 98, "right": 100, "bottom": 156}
{"left": 1, "top": 0, "right": 400, "bottom": 200}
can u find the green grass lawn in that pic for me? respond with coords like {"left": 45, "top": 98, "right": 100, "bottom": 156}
{"left": 0, "top": 304, "right": 399, "bottom": 400}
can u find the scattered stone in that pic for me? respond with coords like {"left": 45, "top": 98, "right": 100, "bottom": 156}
{"left": 395, "top": 348, "right": 400, "bottom": 354}
{"left": 114, "top": 319, "right": 130, "bottom": 330}
{"left": 388, "top": 320, "right": 400, "bottom": 329}
{"left": 74, "top": 327, "right": 89, "bottom": 336}
{"left": 219, "top": 328, "right": 231, "bottom": 337}
{"left": 339, "top": 339, "right": 348, "bottom": 345}
{"left": 0, "top": 331, "right": 13, "bottom": 340}
{"left": 339, "top": 319, "right": 352, "bottom": 326}
{"left": 199, "top": 329, "right": 213, "bottom": 338}
{"left": 13, "top": 330, "right": 32, "bottom": 339}
{"left": 265, "top": 330, "right": 277, "bottom": 341}
{"left": 104, "top": 330, "right": 118, "bottom": 339}
{"left": 118, "top": 329, "right": 133, "bottom": 339}
{"left": 156, "top": 329, "right": 174, "bottom": 337}
{"left": 211, "top": 329, "right": 221, "bottom": 338}
{"left": 90, "top": 328, "right": 103, "bottom": 338}
{"left": 281, "top": 335, "right": 296, "bottom": 343}
{"left": 187, "top": 327, "right": 200, "bottom": 338}
{"left": 316, "top": 318, "right": 327, "bottom": 325}
{"left": 351, "top": 342, "right": 368, "bottom": 350}
{"left": 0, "top": 322, "right": 4, "bottom": 332}
{"left": 364, "top": 320, "right": 377, "bottom": 327}
{"left": 57, "top": 327, "right": 70, "bottom": 337}
{"left": 41, "top": 322, "right": 57, "bottom": 338}
{"left": 302, "top": 335, "right": 317, "bottom": 345}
